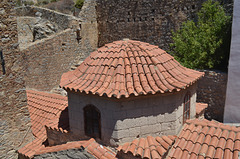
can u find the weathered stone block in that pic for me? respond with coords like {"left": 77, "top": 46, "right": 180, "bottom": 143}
{"left": 162, "top": 122, "right": 176, "bottom": 131}
{"left": 164, "top": 111, "right": 176, "bottom": 122}
{"left": 128, "top": 127, "right": 141, "bottom": 138}
{"left": 136, "top": 116, "right": 148, "bottom": 127}
{"left": 140, "top": 125, "right": 153, "bottom": 135}
{"left": 116, "top": 129, "right": 129, "bottom": 139}
{"left": 157, "top": 114, "right": 164, "bottom": 122}
{"left": 147, "top": 115, "right": 157, "bottom": 125}
{"left": 120, "top": 137, "right": 135, "bottom": 144}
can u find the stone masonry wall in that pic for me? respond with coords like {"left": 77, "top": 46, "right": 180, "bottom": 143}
{"left": 0, "top": 1, "right": 32, "bottom": 158}
{"left": 16, "top": 6, "right": 82, "bottom": 49}
{"left": 15, "top": 5, "right": 98, "bottom": 92}
{"left": 15, "top": 6, "right": 79, "bottom": 31}
{"left": 96, "top": 0, "right": 205, "bottom": 50}
{"left": 197, "top": 70, "right": 228, "bottom": 122}
{"left": 17, "top": 16, "right": 37, "bottom": 49}
{"left": 68, "top": 84, "right": 196, "bottom": 146}
{"left": 21, "top": 29, "right": 83, "bottom": 92}
{"left": 78, "top": 0, "right": 98, "bottom": 60}
{"left": 96, "top": 0, "right": 233, "bottom": 50}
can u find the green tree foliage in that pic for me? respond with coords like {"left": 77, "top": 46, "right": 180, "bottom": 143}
{"left": 75, "top": 0, "right": 84, "bottom": 9}
{"left": 170, "top": 0, "right": 231, "bottom": 70}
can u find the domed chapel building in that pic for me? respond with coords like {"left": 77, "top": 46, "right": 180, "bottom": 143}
{"left": 18, "top": 39, "right": 240, "bottom": 159}
{"left": 60, "top": 39, "right": 204, "bottom": 146}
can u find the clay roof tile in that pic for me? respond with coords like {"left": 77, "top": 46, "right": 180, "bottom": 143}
{"left": 118, "top": 135, "right": 176, "bottom": 159}
{"left": 60, "top": 40, "right": 203, "bottom": 98}
{"left": 167, "top": 119, "right": 240, "bottom": 159}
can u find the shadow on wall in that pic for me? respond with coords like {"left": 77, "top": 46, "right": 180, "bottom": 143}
{"left": 196, "top": 70, "right": 228, "bottom": 122}
{"left": 58, "top": 107, "right": 69, "bottom": 131}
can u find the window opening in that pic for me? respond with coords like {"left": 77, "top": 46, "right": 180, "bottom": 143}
{"left": 183, "top": 92, "right": 191, "bottom": 124}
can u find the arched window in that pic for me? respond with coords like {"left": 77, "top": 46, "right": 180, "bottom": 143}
{"left": 183, "top": 93, "right": 191, "bottom": 124}
{"left": 84, "top": 105, "right": 101, "bottom": 138}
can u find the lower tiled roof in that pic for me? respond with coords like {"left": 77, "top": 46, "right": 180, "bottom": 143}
{"left": 18, "top": 138, "right": 45, "bottom": 158}
{"left": 167, "top": 119, "right": 240, "bottom": 159}
{"left": 18, "top": 90, "right": 68, "bottom": 158}
{"left": 83, "top": 138, "right": 117, "bottom": 159}
{"left": 36, "top": 138, "right": 116, "bottom": 159}
{"left": 26, "top": 90, "right": 68, "bottom": 138}
{"left": 35, "top": 141, "right": 86, "bottom": 155}
{"left": 117, "top": 135, "right": 176, "bottom": 159}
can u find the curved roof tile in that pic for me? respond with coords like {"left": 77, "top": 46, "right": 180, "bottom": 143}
{"left": 117, "top": 135, "right": 176, "bottom": 159}
{"left": 60, "top": 40, "right": 204, "bottom": 98}
{"left": 167, "top": 119, "right": 240, "bottom": 159}
{"left": 18, "top": 90, "right": 68, "bottom": 158}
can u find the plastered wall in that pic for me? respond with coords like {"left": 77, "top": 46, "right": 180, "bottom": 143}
{"left": 68, "top": 84, "right": 196, "bottom": 146}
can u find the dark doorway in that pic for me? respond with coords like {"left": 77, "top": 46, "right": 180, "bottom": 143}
{"left": 84, "top": 105, "right": 101, "bottom": 138}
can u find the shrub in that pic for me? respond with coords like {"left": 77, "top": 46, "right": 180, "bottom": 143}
{"left": 16, "top": 0, "right": 22, "bottom": 6}
{"left": 170, "top": 0, "right": 231, "bottom": 70}
{"left": 75, "top": 0, "right": 84, "bottom": 9}
{"left": 23, "top": 1, "right": 34, "bottom": 6}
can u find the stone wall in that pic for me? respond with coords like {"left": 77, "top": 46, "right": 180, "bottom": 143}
{"left": 21, "top": 29, "right": 83, "bottom": 92}
{"left": 17, "top": 16, "right": 37, "bottom": 49}
{"left": 0, "top": 1, "right": 32, "bottom": 158}
{"left": 16, "top": 6, "right": 79, "bottom": 31}
{"left": 67, "top": 84, "right": 196, "bottom": 146}
{"left": 78, "top": 0, "right": 98, "bottom": 60}
{"left": 197, "top": 70, "right": 228, "bottom": 122}
{"left": 96, "top": 0, "right": 233, "bottom": 50}
{"left": 96, "top": 0, "right": 205, "bottom": 50}
{"left": 16, "top": 6, "right": 82, "bottom": 49}
{"left": 16, "top": 4, "right": 98, "bottom": 92}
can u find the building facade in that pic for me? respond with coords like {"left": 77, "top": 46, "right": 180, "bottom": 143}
{"left": 60, "top": 39, "right": 203, "bottom": 146}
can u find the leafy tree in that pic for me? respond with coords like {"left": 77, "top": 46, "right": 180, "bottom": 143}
{"left": 170, "top": 0, "right": 231, "bottom": 70}
{"left": 75, "top": 0, "right": 84, "bottom": 9}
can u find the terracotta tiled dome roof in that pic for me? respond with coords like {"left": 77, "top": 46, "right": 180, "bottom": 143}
{"left": 60, "top": 40, "right": 204, "bottom": 98}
